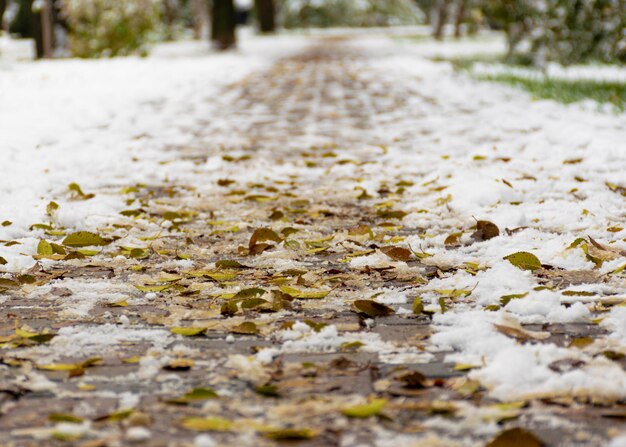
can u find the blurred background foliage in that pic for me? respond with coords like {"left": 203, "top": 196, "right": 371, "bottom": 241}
{"left": 277, "top": 0, "right": 423, "bottom": 28}
{"left": 0, "top": 0, "right": 624, "bottom": 64}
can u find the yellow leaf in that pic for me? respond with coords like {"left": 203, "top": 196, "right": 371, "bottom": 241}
{"left": 341, "top": 399, "right": 386, "bottom": 418}
{"left": 279, "top": 286, "right": 330, "bottom": 299}
{"left": 181, "top": 417, "right": 234, "bottom": 432}
{"left": 171, "top": 327, "right": 207, "bottom": 337}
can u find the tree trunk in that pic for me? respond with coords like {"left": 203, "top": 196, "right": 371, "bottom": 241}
{"left": 254, "top": 0, "right": 275, "bottom": 33}
{"left": 454, "top": 0, "right": 466, "bottom": 39}
{"left": 0, "top": 0, "right": 7, "bottom": 31}
{"left": 26, "top": 0, "right": 45, "bottom": 58}
{"left": 191, "top": 0, "right": 208, "bottom": 40}
{"left": 432, "top": 0, "right": 448, "bottom": 40}
{"left": 163, "top": 0, "right": 180, "bottom": 41}
{"left": 211, "top": 0, "right": 236, "bottom": 50}
{"left": 40, "top": 0, "right": 54, "bottom": 57}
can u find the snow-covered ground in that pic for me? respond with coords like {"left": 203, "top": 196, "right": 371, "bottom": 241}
{"left": 0, "top": 32, "right": 309, "bottom": 271}
{"left": 1, "top": 29, "right": 626, "bottom": 445}
{"left": 472, "top": 61, "right": 626, "bottom": 83}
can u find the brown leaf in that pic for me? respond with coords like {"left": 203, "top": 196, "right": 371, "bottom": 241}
{"left": 249, "top": 228, "right": 282, "bottom": 250}
{"left": 398, "top": 370, "right": 428, "bottom": 389}
{"left": 444, "top": 232, "right": 462, "bottom": 247}
{"left": 494, "top": 314, "right": 549, "bottom": 342}
{"left": 380, "top": 246, "right": 412, "bottom": 262}
{"left": 472, "top": 220, "right": 500, "bottom": 241}
{"left": 353, "top": 300, "right": 394, "bottom": 318}
{"left": 231, "top": 322, "right": 259, "bottom": 335}
{"left": 486, "top": 427, "right": 543, "bottom": 447}
{"left": 249, "top": 243, "right": 272, "bottom": 255}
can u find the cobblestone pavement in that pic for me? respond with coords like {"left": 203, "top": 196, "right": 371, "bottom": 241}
{"left": 1, "top": 38, "right": 625, "bottom": 447}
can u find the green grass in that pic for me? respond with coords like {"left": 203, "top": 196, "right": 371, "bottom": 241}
{"left": 475, "top": 74, "right": 626, "bottom": 111}
{"left": 428, "top": 54, "right": 625, "bottom": 111}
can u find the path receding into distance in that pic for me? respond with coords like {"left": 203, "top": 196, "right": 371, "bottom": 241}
{"left": 1, "top": 35, "right": 626, "bottom": 447}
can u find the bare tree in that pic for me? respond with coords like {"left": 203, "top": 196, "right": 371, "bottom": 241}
{"left": 254, "top": 0, "right": 275, "bottom": 33}
{"left": 211, "top": 0, "right": 236, "bottom": 50}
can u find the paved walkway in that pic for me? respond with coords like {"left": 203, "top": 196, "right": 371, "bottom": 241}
{"left": 1, "top": 37, "right": 625, "bottom": 446}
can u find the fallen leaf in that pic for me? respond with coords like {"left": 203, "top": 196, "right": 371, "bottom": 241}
{"left": 504, "top": 252, "right": 541, "bottom": 271}
{"left": 353, "top": 300, "right": 394, "bottom": 318}
{"left": 171, "top": 327, "right": 207, "bottom": 337}
{"left": 473, "top": 220, "right": 500, "bottom": 241}
{"left": 341, "top": 398, "right": 387, "bottom": 418}
{"left": 279, "top": 286, "right": 330, "bottom": 299}
{"left": 181, "top": 417, "right": 234, "bottom": 432}
{"left": 167, "top": 387, "right": 218, "bottom": 404}
{"left": 231, "top": 322, "right": 259, "bottom": 335}
{"left": 486, "top": 427, "right": 543, "bottom": 447}
{"left": 63, "top": 231, "right": 110, "bottom": 247}
{"left": 494, "top": 314, "right": 550, "bottom": 341}
{"left": 263, "top": 428, "right": 318, "bottom": 440}
{"left": 380, "top": 246, "right": 412, "bottom": 262}
{"left": 249, "top": 228, "right": 282, "bottom": 250}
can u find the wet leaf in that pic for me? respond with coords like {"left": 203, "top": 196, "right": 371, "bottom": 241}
{"left": 500, "top": 293, "right": 528, "bottom": 306}
{"left": 94, "top": 409, "right": 134, "bottom": 423}
{"left": 37, "top": 239, "right": 54, "bottom": 256}
{"left": 504, "top": 252, "right": 541, "bottom": 271}
{"left": 568, "top": 337, "right": 594, "bottom": 349}
{"left": 181, "top": 416, "right": 235, "bottom": 431}
{"left": 486, "top": 427, "right": 543, "bottom": 447}
{"left": 263, "top": 428, "right": 318, "bottom": 440}
{"left": 341, "top": 398, "right": 387, "bottom": 418}
{"left": 231, "top": 321, "right": 259, "bottom": 335}
{"left": 167, "top": 387, "right": 218, "bottom": 404}
{"left": 221, "top": 301, "right": 238, "bottom": 316}
{"left": 215, "top": 259, "right": 245, "bottom": 269}
{"left": 279, "top": 286, "right": 330, "bottom": 299}
{"left": 376, "top": 209, "right": 407, "bottom": 220}
{"left": 398, "top": 370, "right": 428, "bottom": 389}
{"left": 353, "top": 300, "right": 394, "bottom": 318}
{"left": 412, "top": 297, "right": 424, "bottom": 315}
{"left": 233, "top": 288, "right": 266, "bottom": 299}
{"left": 444, "top": 232, "right": 462, "bottom": 246}
{"left": 68, "top": 182, "right": 95, "bottom": 200}
{"left": 15, "top": 327, "right": 56, "bottom": 343}
{"left": 494, "top": 315, "right": 549, "bottom": 341}
{"left": 473, "top": 220, "right": 500, "bottom": 241}
{"left": 134, "top": 283, "right": 174, "bottom": 293}
{"left": 249, "top": 228, "right": 282, "bottom": 250}
{"left": 340, "top": 341, "right": 364, "bottom": 352}
{"left": 171, "top": 327, "right": 207, "bottom": 337}
{"left": 241, "top": 298, "right": 269, "bottom": 310}
{"left": 0, "top": 278, "right": 19, "bottom": 289}
{"left": 255, "top": 384, "right": 280, "bottom": 397}
{"left": 63, "top": 231, "right": 110, "bottom": 247}
{"left": 349, "top": 224, "right": 374, "bottom": 238}
{"left": 0, "top": 256, "right": 6, "bottom": 265}
{"left": 49, "top": 413, "right": 84, "bottom": 423}
{"left": 380, "top": 246, "right": 412, "bottom": 262}
{"left": 107, "top": 300, "right": 128, "bottom": 307}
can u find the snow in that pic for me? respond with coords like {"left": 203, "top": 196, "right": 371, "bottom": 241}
{"left": 602, "top": 306, "right": 626, "bottom": 345}
{"left": 1, "top": 27, "right": 625, "bottom": 423}
{"left": 473, "top": 61, "right": 626, "bottom": 83}
{"left": 0, "top": 34, "right": 310, "bottom": 272}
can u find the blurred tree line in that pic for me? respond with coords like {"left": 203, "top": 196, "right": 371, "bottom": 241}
{"left": 418, "top": 0, "right": 625, "bottom": 64}
{"left": 0, "top": 0, "right": 623, "bottom": 64}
